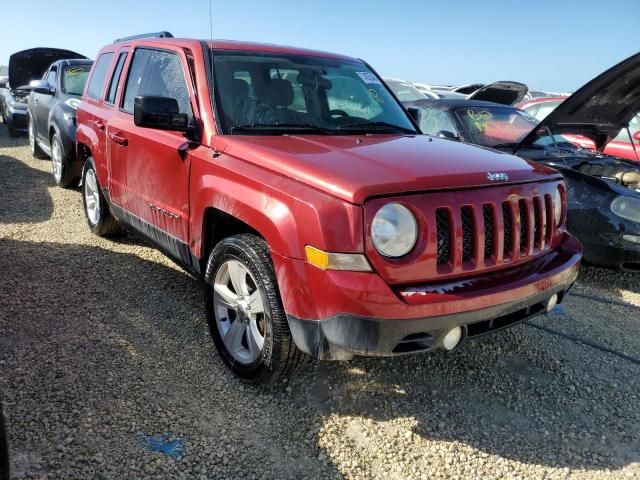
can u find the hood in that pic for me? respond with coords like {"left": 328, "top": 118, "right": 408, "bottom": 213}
{"left": 518, "top": 51, "right": 640, "bottom": 151}
{"left": 220, "top": 135, "right": 560, "bottom": 204}
{"left": 8, "top": 48, "right": 86, "bottom": 88}
{"left": 467, "top": 81, "right": 528, "bottom": 106}
{"left": 453, "top": 83, "right": 484, "bottom": 95}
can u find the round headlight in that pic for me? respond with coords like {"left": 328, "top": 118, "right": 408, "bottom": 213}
{"left": 371, "top": 203, "right": 418, "bottom": 258}
{"left": 553, "top": 186, "right": 563, "bottom": 226}
{"left": 611, "top": 196, "right": 640, "bottom": 223}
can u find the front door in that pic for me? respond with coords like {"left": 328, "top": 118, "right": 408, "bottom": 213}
{"left": 106, "top": 46, "right": 197, "bottom": 256}
{"left": 34, "top": 67, "right": 57, "bottom": 146}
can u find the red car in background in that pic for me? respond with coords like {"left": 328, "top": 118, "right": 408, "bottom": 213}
{"left": 518, "top": 97, "right": 640, "bottom": 163}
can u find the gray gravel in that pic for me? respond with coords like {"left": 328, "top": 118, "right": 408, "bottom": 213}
{"left": 1, "top": 122, "right": 639, "bottom": 479}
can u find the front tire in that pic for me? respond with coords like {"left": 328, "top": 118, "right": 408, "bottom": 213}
{"left": 51, "top": 133, "right": 78, "bottom": 188}
{"left": 82, "top": 161, "right": 121, "bottom": 237}
{"left": 28, "top": 117, "right": 47, "bottom": 157}
{"left": 204, "top": 234, "right": 308, "bottom": 384}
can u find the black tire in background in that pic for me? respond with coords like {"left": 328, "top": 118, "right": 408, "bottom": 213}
{"left": 204, "top": 234, "right": 308, "bottom": 385}
{"left": 81, "top": 160, "right": 121, "bottom": 237}
{"left": 6, "top": 117, "right": 19, "bottom": 138}
{"left": 0, "top": 399, "right": 9, "bottom": 480}
{"left": 28, "top": 116, "right": 47, "bottom": 159}
{"left": 51, "top": 132, "right": 79, "bottom": 188}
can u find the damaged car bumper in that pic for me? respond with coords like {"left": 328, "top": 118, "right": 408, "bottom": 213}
{"left": 280, "top": 234, "right": 581, "bottom": 360}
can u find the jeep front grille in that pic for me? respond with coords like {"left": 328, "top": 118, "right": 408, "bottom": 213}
{"left": 435, "top": 194, "right": 553, "bottom": 267}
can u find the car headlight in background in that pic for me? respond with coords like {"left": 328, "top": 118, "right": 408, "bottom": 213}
{"left": 611, "top": 196, "right": 640, "bottom": 223}
{"left": 371, "top": 203, "right": 418, "bottom": 257}
{"left": 553, "top": 186, "right": 564, "bottom": 226}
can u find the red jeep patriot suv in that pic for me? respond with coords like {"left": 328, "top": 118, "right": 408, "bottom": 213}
{"left": 76, "top": 32, "right": 582, "bottom": 384}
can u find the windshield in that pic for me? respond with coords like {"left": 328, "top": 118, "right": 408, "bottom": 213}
{"left": 62, "top": 64, "right": 91, "bottom": 96}
{"left": 455, "top": 106, "right": 538, "bottom": 147}
{"left": 385, "top": 80, "right": 426, "bottom": 102}
{"left": 212, "top": 51, "right": 417, "bottom": 135}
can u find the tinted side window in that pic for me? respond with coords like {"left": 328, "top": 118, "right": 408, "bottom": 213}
{"left": 122, "top": 48, "right": 192, "bottom": 121}
{"left": 106, "top": 52, "right": 127, "bottom": 105}
{"left": 87, "top": 53, "right": 114, "bottom": 99}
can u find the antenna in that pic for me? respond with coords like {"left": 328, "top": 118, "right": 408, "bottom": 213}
{"left": 210, "top": 0, "right": 221, "bottom": 157}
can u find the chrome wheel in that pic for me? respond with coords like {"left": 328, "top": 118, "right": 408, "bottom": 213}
{"left": 29, "top": 119, "right": 35, "bottom": 153}
{"left": 84, "top": 168, "right": 101, "bottom": 226}
{"left": 213, "top": 259, "right": 266, "bottom": 365}
{"left": 51, "top": 136, "right": 63, "bottom": 183}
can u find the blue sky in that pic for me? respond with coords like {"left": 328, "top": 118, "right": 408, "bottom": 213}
{"left": 1, "top": 0, "right": 637, "bottom": 92}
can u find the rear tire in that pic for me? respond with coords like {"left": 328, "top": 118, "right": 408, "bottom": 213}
{"left": 204, "top": 234, "right": 308, "bottom": 385}
{"left": 28, "top": 117, "right": 47, "bottom": 158}
{"left": 51, "top": 133, "right": 78, "bottom": 188}
{"left": 82, "top": 160, "right": 121, "bottom": 237}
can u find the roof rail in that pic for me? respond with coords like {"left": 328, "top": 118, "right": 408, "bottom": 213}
{"left": 114, "top": 31, "right": 174, "bottom": 43}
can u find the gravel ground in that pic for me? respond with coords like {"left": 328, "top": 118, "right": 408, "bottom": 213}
{"left": 1, "top": 123, "right": 639, "bottom": 480}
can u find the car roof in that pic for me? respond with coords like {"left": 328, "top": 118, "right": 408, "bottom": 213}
{"left": 55, "top": 58, "right": 93, "bottom": 67}
{"left": 103, "top": 37, "right": 356, "bottom": 62}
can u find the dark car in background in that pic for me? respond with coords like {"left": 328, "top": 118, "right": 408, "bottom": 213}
{"left": 413, "top": 52, "right": 640, "bottom": 271}
{"left": 28, "top": 59, "right": 93, "bottom": 187}
{"left": 0, "top": 48, "right": 85, "bottom": 137}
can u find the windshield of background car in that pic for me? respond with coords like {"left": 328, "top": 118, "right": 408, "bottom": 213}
{"left": 455, "top": 106, "right": 538, "bottom": 147}
{"left": 212, "top": 51, "right": 417, "bottom": 135}
{"left": 62, "top": 64, "right": 92, "bottom": 96}
{"left": 386, "top": 80, "right": 426, "bottom": 102}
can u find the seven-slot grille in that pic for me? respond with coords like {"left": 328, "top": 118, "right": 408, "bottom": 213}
{"left": 436, "top": 193, "right": 554, "bottom": 267}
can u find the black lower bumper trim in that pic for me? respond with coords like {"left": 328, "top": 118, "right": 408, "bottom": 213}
{"left": 287, "top": 282, "right": 574, "bottom": 360}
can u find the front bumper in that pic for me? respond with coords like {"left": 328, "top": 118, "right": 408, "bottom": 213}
{"left": 280, "top": 235, "right": 581, "bottom": 360}
{"left": 580, "top": 233, "right": 640, "bottom": 271}
{"left": 6, "top": 105, "right": 28, "bottom": 131}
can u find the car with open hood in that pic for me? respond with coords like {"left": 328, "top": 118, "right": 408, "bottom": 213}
{"left": 75, "top": 32, "right": 580, "bottom": 384}
{"left": 518, "top": 96, "right": 640, "bottom": 163}
{"left": 0, "top": 48, "right": 85, "bottom": 136}
{"left": 414, "top": 52, "right": 640, "bottom": 271}
{"left": 27, "top": 58, "right": 92, "bottom": 187}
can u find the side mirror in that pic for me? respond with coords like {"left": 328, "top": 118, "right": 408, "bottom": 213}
{"left": 30, "top": 80, "right": 54, "bottom": 95}
{"left": 407, "top": 107, "right": 421, "bottom": 123}
{"left": 134, "top": 95, "right": 190, "bottom": 132}
{"left": 437, "top": 130, "right": 459, "bottom": 141}
{"left": 633, "top": 130, "right": 640, "bottom": 143}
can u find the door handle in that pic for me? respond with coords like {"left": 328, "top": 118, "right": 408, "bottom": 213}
{"left": 94, "top": 120, "right": 105, "bottom": 131}
{"left": 109, "top": 132, "right": 128, "bottom": 146}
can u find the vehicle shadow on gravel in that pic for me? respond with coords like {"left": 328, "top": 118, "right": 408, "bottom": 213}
{"left": 294, "top": 324, "right": 640, "bottom": 475}
{"left": 0, "top": 151, "right": 54, "bottom": 224}
{"left": 1, "top": 237, "right": 638, "bottom": 478}
{"left": 0, "top": 238, "right": 339, "bottom": 478}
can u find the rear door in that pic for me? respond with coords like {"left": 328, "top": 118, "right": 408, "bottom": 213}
{"left": 106, "top": 45, "right": 196, "bottom": 248}
{"left": 81, "top": 51, "right": 116, "bottom": 184}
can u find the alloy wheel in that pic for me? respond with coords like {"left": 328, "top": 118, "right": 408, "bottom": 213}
{"left": 51, "top": 137, "right": 63, "bottom": 183}
{"left": 83, "top": 168, "right": 101, "bottom": 226}
{"left": 213, "top": 259, "right": 266, "bottom": 364}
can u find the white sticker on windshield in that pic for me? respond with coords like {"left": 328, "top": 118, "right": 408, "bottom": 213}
{"left": 356, "top": 72, "right": 382, "bottom": 85}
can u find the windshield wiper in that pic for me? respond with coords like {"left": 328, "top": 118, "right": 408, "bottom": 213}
{"left": 231, "top": 123, "right": 337, "bottom": 135}
{"left": 338, "top": 121, "right": 416, "bottom": 134}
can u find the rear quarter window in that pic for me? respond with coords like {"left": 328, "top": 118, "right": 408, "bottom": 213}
{"left": 86, "top": 53, "right": 115, "bottom": 100}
